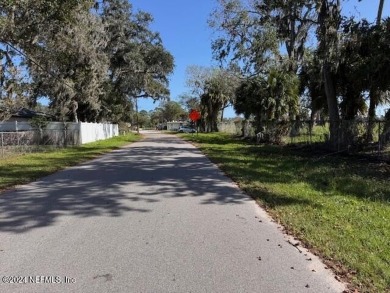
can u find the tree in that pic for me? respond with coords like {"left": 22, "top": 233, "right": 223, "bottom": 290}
{"left": 266, "top": 68, "right": 300, "bottom": 120}
{"left": 234, "top": 76, "right": 267, "bottom": 121}
{"left": 316, "top": 0, "right": 342, "bottom": 149}
{"left": 185, "top": 65, "right": 212, "bottom": 131}
{"left": 28, "top": 8, "right": 109, "bottom": 122}
{"left": 210, "top": 0, "right": 316, "bottom": 123}
{"left": 210, "top": 0, "right": 316, "bottom": 75}
{"left": 337, "top": 19, "right": 369, "bottom": 120}
{"left": 340, "top": 17, "right": 390, "bottom": 140}
{"left": 0, "top": 46, "right": 29, "bottom": 120}
{"left": 0, "top": 1, "right": 109, "bottom": 122}
{"left": 0, "top": 0, "right": 95, "bottom": 121}
{"left": 100, "top": 0, "right": 141, "bottom": 123}
{"left": 136, "top": 110, "right": 151, "bottom": 128}
{"left": 0, "top": 0, "right": 173, "bottom": 124}
{"left": 150, "top": 107, "right": 164, "bottom": 126}
{"left": 186, "top": 65, "right": 240, "bottom": 132}
{"left": 0, "top": 0, "right": 93, "bottom": 46}
{"left": 101, "top": 0, "right": 174, "bottom": 122}
{"left": 299, "top": 50, "right": 327, "bottom": 122}
{"left": 364, "top": 20, "right": 390, "bottom": 140}
{"left": 210, "top": 0, "right": 278, "bottom": 75}
{"left": 365, "top": 0, "right": 388, "bottom": 141}
{"left": 178, "top": 93, "right": 200, "bottom": 113}
{"left": 234, "top": 68, "right": 299, "bottom": 136}
{"left": 160, "top": 101, "right": 186, "bottom": 122}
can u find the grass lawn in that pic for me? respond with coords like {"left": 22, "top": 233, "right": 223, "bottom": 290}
{"left": 181, "top": 132, "right": 390, "bottom": 293}
{"left": 0, "top": 133, "right": 141, "bottom": 191}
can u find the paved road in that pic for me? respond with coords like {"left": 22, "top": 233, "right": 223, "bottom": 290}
{"left": 0, "top": 131, "right": 345, "bottom": 293}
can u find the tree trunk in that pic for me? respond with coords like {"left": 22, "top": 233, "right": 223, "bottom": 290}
{"left": 210, "top": 106, "right": 220, "bottom": 132}
{"left": 205, "top": 100, "right": 221, "bottom": 132}
{"left": 367, "top": 87, "right": 378, "bottom": 142}
{"left": 72, "top": 101, "right": 79, "bottom": 123}
{"left": 323, "top": 62, "right": 340, "bottom": 149}
{"left": 241, "top": 120, "right": 247, "bottom": 137}
{"left": 318, "top": 0, "right": 341, "bottom": 150}
{"left": 221, "top": 102, "right": 228, "bottom": 121}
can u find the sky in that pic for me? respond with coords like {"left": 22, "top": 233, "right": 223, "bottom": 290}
{"left": 130, "top": 0, "right": 390, "bottom": 117}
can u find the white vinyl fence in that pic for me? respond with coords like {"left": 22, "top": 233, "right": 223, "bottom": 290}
{"left": 78, "top": 122, "right": 118, "bottom": 144}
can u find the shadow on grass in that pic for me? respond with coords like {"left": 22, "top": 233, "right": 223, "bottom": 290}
{"left": 242, "top": 185, "right": 319, "bottom": 209}
{"left": 191, "top": 134, "right": 390, "bottom": 204}
{"left": 181, "top": 133, "right": 248, "bottom": 146}
{"left": 241, "top": 144, "right": 390, "bottom": 203}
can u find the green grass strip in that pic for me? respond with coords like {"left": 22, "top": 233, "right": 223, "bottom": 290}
{"left": 181, "top": 132, "right": 390, "bottom": 293}
{"left": 0, "top": 133, "right": 141, "bottom": 191}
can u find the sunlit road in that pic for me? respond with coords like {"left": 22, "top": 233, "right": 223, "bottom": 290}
{"left": 0, "top": 131, "right": 345, "bottom": 292}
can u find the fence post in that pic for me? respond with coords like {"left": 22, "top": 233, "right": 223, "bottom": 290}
{"left": 78, "top": 122, "right": 82, "bottom": 145}
{"left": 15, "top": 120, "right": 20, "bottom": 147}
{"left": 63, "top": 122, "right": 68, "bottom": 148}
{"left": 1, "top": 132, "right": 3, "bottom": 158}
{"left": 378, "top": 120, "right": 381, "bottom": 154}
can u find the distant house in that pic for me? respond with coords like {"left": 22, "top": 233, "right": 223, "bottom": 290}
{"left": 6, "top": 108, "right": 53, "bottom": 122}
{"left": 167, "top": 121, "right": 185, "bottom": 131}
{"left": 0, "top": 108, "right": 55, "bottom": 132}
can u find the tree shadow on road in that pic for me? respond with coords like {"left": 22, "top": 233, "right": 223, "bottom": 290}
{"left": 0, "top": 135, "right": 260, "bottom": 233}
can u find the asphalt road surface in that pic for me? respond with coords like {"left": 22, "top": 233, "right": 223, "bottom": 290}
{"left": 0, "top": 131, "right": 346, "bottom": 293}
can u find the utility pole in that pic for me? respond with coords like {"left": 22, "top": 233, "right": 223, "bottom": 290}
{"left": 377, "top": 0, "right": 385, "bottom": 25}
{"left": 135, "top": 97, "right": 140, "bottom": 134}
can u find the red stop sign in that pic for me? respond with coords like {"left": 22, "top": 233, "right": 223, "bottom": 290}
{"left": 189, "top": 110, "right": 201, "bottom": 121}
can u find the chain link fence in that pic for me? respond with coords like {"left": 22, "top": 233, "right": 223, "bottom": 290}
{"left": 219, "top": 119, "right": 390, "bottom": 160}
{"left": 0, "top": 121, "right": 119, "bottom": 158}
{"left": 0, "top": 128, "right": 80, "bottom": 158}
